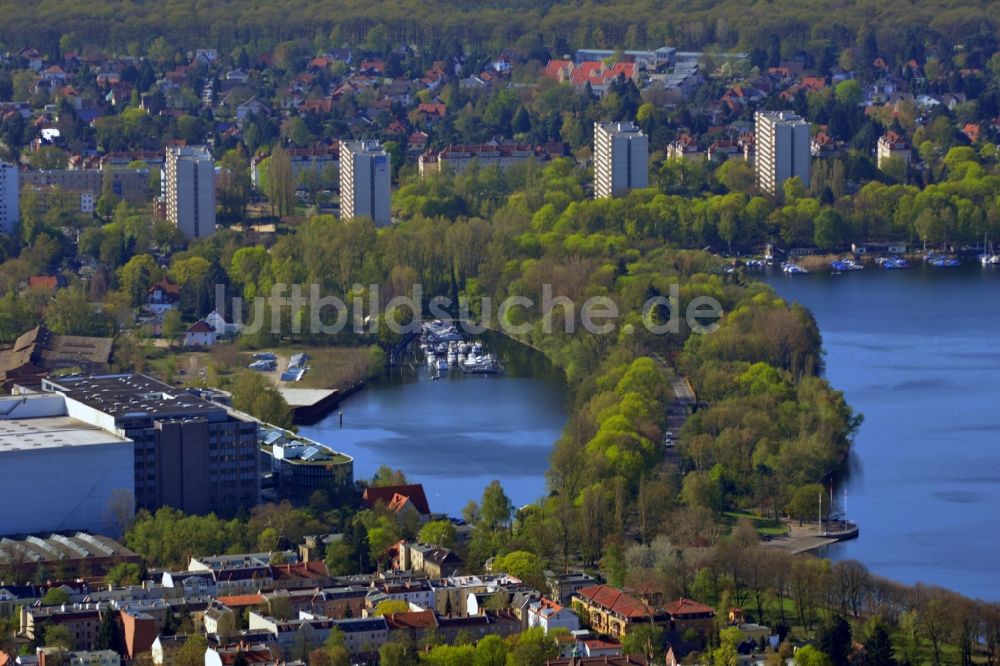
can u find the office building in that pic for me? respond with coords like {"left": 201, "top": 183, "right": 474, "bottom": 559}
{"left": 754, "top": 110, "right": 811, "bottom": 197}
{"left": 0, "top": 160, "right": 19, "bottom": 234}
{"left": 340, "top": 139, "right": 391, "bottom": 226}
{"left": 42, "top": 374, "right": 259, "bottom": 516}
{"left": 165, "top": 145, "right": 215, "bottom": 238}
{"left": 0, "top": 393, "right": 133, "bottom": 536}
{"left": 593, "top": 122, "right": 648, "bottom": 198}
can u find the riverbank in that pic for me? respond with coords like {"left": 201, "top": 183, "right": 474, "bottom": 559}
{"left": 762, "top": 520, "right": 859, "bottom": 555}
{"left": 764, "top": 266, "right": 1000, "bottom": 598}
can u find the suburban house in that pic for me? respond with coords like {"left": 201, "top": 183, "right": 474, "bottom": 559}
{"left": 183, "top": 320, "right": 217, "bottom": 347}
{"left": 526, "top": 597, "right": 580, "bottom": 634}
{"left": 362, "top": 484, "right": 431, "bottom": 523}
{"left": 666, "top": 133, "right": 702, "bottom": 160}
{"left": 876, "top": 131, "right": 912, "bottom": 169}
{"left": 205, "top": 310, "right": 240, "bottom": 337}
{"left": 662, "top": 598, "right": 716, "bottom": 637}
{"left": 146, "top": 279, "right": 180, "bottom": 314}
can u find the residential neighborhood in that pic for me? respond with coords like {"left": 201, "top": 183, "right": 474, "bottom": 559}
{"left": 2, "top": 4, "right": 1000, "bottom": 666}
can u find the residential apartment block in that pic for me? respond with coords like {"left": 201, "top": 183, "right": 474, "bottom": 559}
{"left": 165, "top": 145, "right": 215, "bottom": 238}
{"left": 250, "top": 145, "right": 339, "bottom": 190}
{"left": 754, "top": 110, "right": 811, "bottom": 197}
{"left": 0, "top": 160, "right": 18, "bottom": 234}
{"left": 339, "top": 139, "right": 391, "bottom": 226}
{"left": 593, "top": 121, "right": 648, "bottom": 198}
{"left": 418, "top": 141, "right": 566, "bottom": 177}
{"left": 20, "top": 169, "right": 151, "bottom": 204}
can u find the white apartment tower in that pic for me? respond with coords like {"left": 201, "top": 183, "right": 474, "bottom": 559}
{"left": 340, "top": 139, "right": 391, "bottom": 226}
{"left": 165, "top": 145, "right": 216, "bottom": 238}
{"left": 0, "top": 161, "right": 19, "bottom": 234}
{"left": 754, "top": 111, "right": 811, "bottom": 198}
{"left": 593, "top": 121, "right": 649, "bottom": 198}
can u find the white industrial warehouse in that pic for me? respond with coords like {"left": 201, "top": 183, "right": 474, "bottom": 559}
{"left": 0, "top": 393, "right": 134, "bottom": 535}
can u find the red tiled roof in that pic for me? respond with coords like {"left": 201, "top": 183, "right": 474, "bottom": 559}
{"left": 28, "top": 276, "right": 58, "bottom": 290}
{"left": 217, "top": 594, "right": 266, "bottom": 608}
{"left": 663, "top": 597, "right": 714, "bottom": 617}
{"left": 186, "top": 320, "right": 215, "bottom": 333}
{"left": 418, "top": 102, "right": 446, "bottom": 117}
{"left": 800, "top": 76, "right": 827, "bottom": 91}
{"left": 384, "top": 610, "right": 438, "bottom": 630}
{"left": 575, "top": 585, "right": 655, "bottom": 620}
{"left": 542, "top": 60, "right": 572, "bottom": 79}
{"left": 362, "top": 484, "right": 430, "bottom": 514}
{"left": 149, "top": 278, "right": 180, "bottom": 296}
{"left": 272, "top": 560, "right": 330, "bottom": 580}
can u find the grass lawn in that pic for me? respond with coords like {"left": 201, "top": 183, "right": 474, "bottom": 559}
{"left": 722, "top": 510, "right": 790, "bottom": 538}
{"left": 144, "top": 342, "right": 384, "bottom": 393}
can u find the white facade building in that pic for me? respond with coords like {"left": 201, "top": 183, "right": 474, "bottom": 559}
{"left": 754, "top": 110, "right": 811, "bottom": 198}
{"left": 527, "top": 598, "right": 580, "bottom": 634}
{"left": 68, "top": 651, "right": 121, "bottom": 666}
{"left": 593, "top": 121, "right": 648, "bottom": 198}
{"left": 165, "top": 146, "right": 216, "bottom": 238}
{"left": 0, "top": 394, "right": 133, "bottom": 536}
{"left": 339, "top": 139, "right": 391, "bottom": 226}
{"left": 0, "top": 161, "right": 19, "bottom": 234}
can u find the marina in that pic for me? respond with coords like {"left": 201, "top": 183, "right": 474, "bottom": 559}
{"left": 418, "top": 320, "right": 504, "bottom": 377}
{"left": 298, "top": 329, "right": 567, "bottom": 515}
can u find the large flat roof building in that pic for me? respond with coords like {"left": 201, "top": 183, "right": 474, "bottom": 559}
{"left": 165, "top": 146, "right": 215, "bottom": 238}
{"left": 43, "top": 374, "right": 260, "bottom": 516}
{"left": 593, "top": 122, "right": 648, "bottom": 199}
{"left": 0, "top": 394, "right": 134, "bottom": 536}
{"left": 340, "top": 139, "right": 391, "bottom": 226}
{"left": 754, "top": 110, "right": 811, "bottom": 198}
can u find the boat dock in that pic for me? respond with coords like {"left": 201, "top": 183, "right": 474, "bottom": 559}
{"left": 278, "top": 387, "right": 342, "bottom": 424}
{"left": 762, "top": 520, "right": 859, "bottom": 555}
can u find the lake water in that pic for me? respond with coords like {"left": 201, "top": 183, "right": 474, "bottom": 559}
{"left": 765, "top": 262, "right": 1000, "bottom": 600}
{"left": 299, "top": 333, "right": 568, "bottom": 516}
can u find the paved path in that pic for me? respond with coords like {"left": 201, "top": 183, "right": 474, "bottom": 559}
{"left": 762, "top": 522, "right": 838, "bottom": 555}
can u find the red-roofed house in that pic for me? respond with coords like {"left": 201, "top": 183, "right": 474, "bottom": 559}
{"left": 417, "top": 102, "right": 447, "bottom": 125}
{"left": 147, "top": 279, "right": 180, "bottom": 314}
{"left": 800, "top": 76, "right": 827, "bottom": 92}
{"left": 363, "top": 484, "right": 431, "bottom": 516}
{"left": 184, "top": 320, "right": 217, "bottom": 347}
{"left": 962, "top": 123, "right": 982, "bottom": 143}
{"left": 666, "top": 133, "right": 702, "bottom": 161}
{"left": 663, "top": 597, "right": 715, "bottom": 637}
{"left": 810, "top": 130, "right": 839, "bottom": 157}
{"left": 527, "top": 597, "right": 580, "bottom": 634}
{"left": 572, "top": 585, "right": 670, "bottom": 639}
{"left": 541, "top": 60, "right": 573, "bottom": 81}
{"left": 877, "top": 131, "right": 911, "bottom": 169}
{"left": 28, "top": 275, "right": 62, "bottom": 292}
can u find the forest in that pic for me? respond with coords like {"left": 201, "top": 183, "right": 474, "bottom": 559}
{"left": 0, "top": 0, "right": 998, "bottom": 68}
